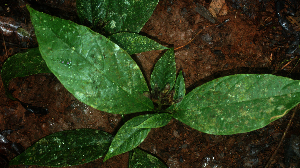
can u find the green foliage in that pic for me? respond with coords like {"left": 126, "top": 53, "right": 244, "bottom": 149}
{"left": 77, "top": 0, "right": 159, "bottom": 34}
{"left": 109, "top": 32, "right": 168, "bottom": 55}
{"left": 9, "top": 129, "right": 113, "bottom": 166}
{"left": 4, "top": 0, "right": 300, "bottom": 167}
{"left": 151, "top": 48, "right": 176, "bottom": 92}
{"left": 129, "top": 148, "right": 167, "bottom": 168}
{"left": 27, "top": 5, "right": 154, "bottom": 114}
{"left": 1, "top": 48, "right": 51, "bottom": 100}
{"left": 173, "top": 71, "right": 185, "bottom": 101}
{"left": 170, "top": 74, "right": 300, "bottom": 135}
{"left": 104, "top": 113, "right": 171, "bottom": 161}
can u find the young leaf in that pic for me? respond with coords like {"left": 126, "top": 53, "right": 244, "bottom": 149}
{"left": 27, "top": 6, "right": 154, "bottom": 114}
{"left": 173, "top": 71, "right": 186, "bottom": 101}
{"left": 1, "top": 47, "right": 51, "bottom": 100}
{"left": 172, "top": 74, "right": 300, "bottom": 135}
{"left": 76, "top": 0, "right": 108, "bottom": 28}
{"left": 151, "top": 48, "right": 176, "bottom": 91}
{"left": 129, "top": 148, "right": 167, "bottom": 168}
{"left": 103, "top": 0, "right": 159, "bottom": 34}
{"left": 9, "top": 129, "right": 113, "bottom": 167}
{"left": 104, "top": 114, "right": 166, "bottom": 161}
{"left": 134, "top": 113, "right": 172, "bottom": 129}
{"left": 109, "top": 32, "right": 168, "bottom": 55}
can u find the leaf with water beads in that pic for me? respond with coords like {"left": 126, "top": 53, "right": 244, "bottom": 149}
{"left": 77, "top": 0, "right": 159, "bottom": 34}
{"left": 27, "top": 6, "right": 154, "bottom": 114}
{"left": 173, "top": 70, "right": 186, "bottom": 101}
{"left": 150, "top": 48, "right": 176, "bottom": 92}
{"left": 109, "top": 32, "right": 168, "bottom": 55}
{"left": 10, "top": 129, "right": 113, "bottom": 167}
{"left": 129, "top": 148, "right": 167, "bottom": 168}
{"left": 172, "top": 74, "right": 300, "bottom": 135}
{"left": 104, "top": 113, "right": 171, "bottom": 161}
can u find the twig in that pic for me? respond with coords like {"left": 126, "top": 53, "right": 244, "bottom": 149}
{"left": 174, "top": 29, "right": 204, "bottom": 51}
{"left": 264, "top": 105, "right": 298, "bottom": 168}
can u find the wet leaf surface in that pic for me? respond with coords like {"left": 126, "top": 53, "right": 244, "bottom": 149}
{"left": 134, "top": 113, "right": 172, "bottom": 129}
{"left": 76, "top": 0, "right": 108, "bottom": 29}
{"left": 129, "top": 148, "right": 167, "bottom": 168}
{"left": 27, "top": 6, "right": 154, "bottom": 114}
{"left": 172, "top": 74, "right": 300, "bottom": 135}
{"left": 9, "top": 129, "right": 113, "bottom": 167}
{"left": 104, "top": 114, "right": 155, "bottom": 161}
{"left": 150, "top": 48, "right": 176, "bottom": 92}
{"left": 77, "top": 0, "right": 159, "bottom": 34}
{"left": 109, "top": 32, "right": 168, "bottom": 55}
{"left": 173, "top": 71, "right": 185, "bottom": 101}
{"left": 103, "top": 0, "right": 159, "bottom": 34}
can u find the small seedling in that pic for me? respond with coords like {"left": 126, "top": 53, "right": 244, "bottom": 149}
{"left": 2, "top": 1, "right": 300, "bottom": 167}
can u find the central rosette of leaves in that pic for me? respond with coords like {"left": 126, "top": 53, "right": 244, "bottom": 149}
{"left": 150, "top": 84, "right": 179, "bottom": 110}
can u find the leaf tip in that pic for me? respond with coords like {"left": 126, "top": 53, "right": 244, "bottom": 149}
{"left": 103, "top": 155, "right": 111, "bottom": 162}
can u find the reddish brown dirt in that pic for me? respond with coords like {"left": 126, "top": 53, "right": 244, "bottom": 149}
{"left": 1, "top": 0, "right": 300, "bottom": 168}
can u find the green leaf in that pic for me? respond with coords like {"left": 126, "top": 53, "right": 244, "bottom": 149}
{"left": 27, "top": 6, "right": 154, "bottom": 114}
{"left": 129, "top": 148, "right": 167, "bottom": 168}
{"left": 134, "top": 113, "right": 172, "bottom": 129}
{"left": 104, "top": 0, "right": 159, "bottom": 34}
{"left": 1, "top": 47, "right": 51, "bottom": 100}
{"left": 172, "top": 74, "right": 300, "bottom": 135}
{"left": 109, "top": 32, "right": 168, "bottom": 55}
{"left": 10, "top": 129, "right": 113, "bottom": 167}
{"left": 77, "top": 0, "right": 108, "bottom": 28}
{"left": 104, "top": 114, "right": 161, "bottom": 161}
{"left": 151, "top": 48, "right": 176, "bottom": 91}
{"left": 173, "top": 71, "right": 186, "bottom": 101}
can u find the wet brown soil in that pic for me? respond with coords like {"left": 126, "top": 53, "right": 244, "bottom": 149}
{"left": 1, "top": 0, "right": 300, "bottom": 167}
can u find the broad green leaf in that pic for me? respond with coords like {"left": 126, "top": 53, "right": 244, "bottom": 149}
{"left": 109, "top": 32, "right": 168, "bottom": 55}
{"left": 171, "top": 74, "right": 300, "bottom": 135}
{"left": 151, "top": 48, "right": 176, "bottom": 91}
{"left": 104, "top": 114, "right": 161, "bottom": 161}
{"left": 10, "top": 129, "right": 113, "bottom": 167}
{"left": 129, "top": 148, "right": 167, "bottom": 168}
{"left": 104, "top": 0, "right": 159, "bottom": 34}
{"left": 173, "top": 71, "right": 186, "bottom": 101}
{"left": 134, "top": 113, "right": 172, "bottom": 129}
{"left": 1, "top": 47, "right": 51, "bottom": 100}
{"left": 77, "top": 0, "right": 108, "bottom": 28}
{"left": 27, "top": 6, "right": 154, "bottom": 114}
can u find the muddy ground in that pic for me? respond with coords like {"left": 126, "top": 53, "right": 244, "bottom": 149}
{"left": 1, "top": 0, "right": 300, "bottom": 167}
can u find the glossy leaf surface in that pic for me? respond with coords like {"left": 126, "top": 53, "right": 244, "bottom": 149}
{"left": 1, "top": 47, "right": 51, "bottom": 100}
{"left": 109, "top": 32, "right": 168, "bottom": 55}
{"left": 77, "top": 0, "right": 107, "bottom": 28}
{"left": 134, "top": 113, "right": 172, "bottom": 129}
{"left": 104, "top": 114, "right": 165, "bottom": 161}
{"left": 77, "top": 0, "right": 159, "bottom": 34}
{"left": 151, "top": 48, "right": 176, "bottom": 91}
{"left": 10, "top": 129, "right": 113, "bottom": 167}
{"left": 172, "top": 74, "right": 300, "bottom": 135}
{"left": 103, "top": 0, "right": 159, "bottom": 34}
{"left": 27, "top": 6, "right": 154, "bottom": 114}
{"left": 173, "top": 71, "right": 185, "bottom": 101}
{"left": 129, "top": 148, "right": 167, "bottom": 168}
